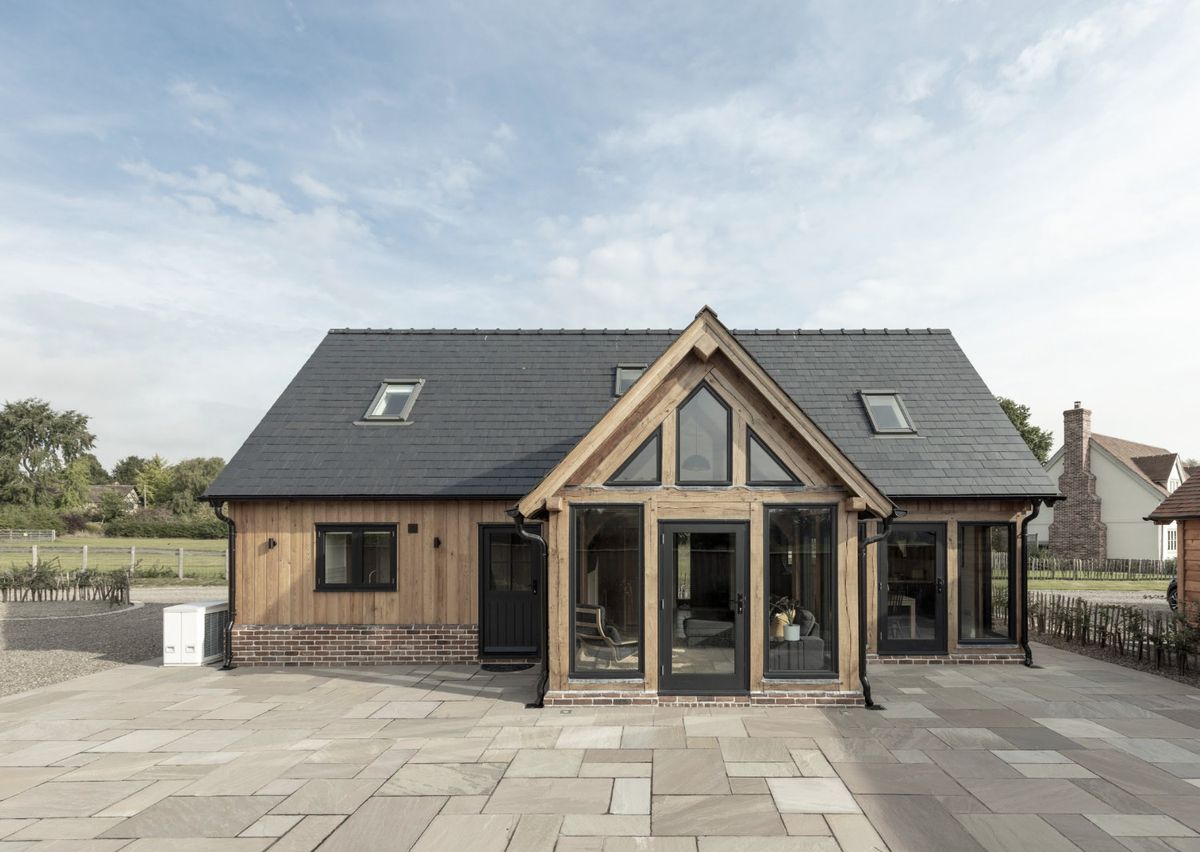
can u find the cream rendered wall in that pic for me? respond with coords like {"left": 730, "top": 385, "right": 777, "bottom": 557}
{"left": 1027, "top": 455, "right": 1062, "bottom": 548}
{"left": 1091, "top": 449, "right": 1164, "bottom": 560}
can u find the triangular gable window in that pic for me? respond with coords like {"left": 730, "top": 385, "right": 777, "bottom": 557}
{"left": 607, "top": 429, "right": 661, "bottom": 485}
{"left": 747, "top": 428, "right": 800, "bottom": 485}
{"left": 677, "top": 383, "right": 731, "bottom": 485}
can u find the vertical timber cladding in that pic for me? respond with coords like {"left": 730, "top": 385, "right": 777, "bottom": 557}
{"left": 227, "top": 499, "right": 514, "bottom": 664}
{"left": 543, "top": 352, "right": 869, "bottom": 701}
{"left": 868, "top": 498, "right": 1033, "bottom": 656}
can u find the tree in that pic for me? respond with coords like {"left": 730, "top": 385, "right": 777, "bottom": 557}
{"left": 96, "top": 490, "right": 131, "bottom": 522}
{"left": 0, "top": 399, "right": 95, "bottom": 506}
{"left": 111, "top": 455, "right": 148, "bottom": 487}
{"left": 134, "top": 455, "right": 172, "bottom": 507}
{"left": 77, "top": 453, "right": 111, "bottom": 485}
{"left": 997, "top": 396, "right": 1054, "bottom": 464}
{"left": 167, "top": 457, "right": 225, "bottom": 514}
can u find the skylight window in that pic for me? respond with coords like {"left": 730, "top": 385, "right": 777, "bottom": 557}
{"left": 364, "top": 380, "right": 424, "bottom": 421}
{"left": 614, "top": 364, "right": 647, "bottom": 396}
{"left": 860, "top": 392, "right": 915, "bottom": 434}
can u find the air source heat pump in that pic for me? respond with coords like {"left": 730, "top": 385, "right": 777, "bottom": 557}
{"left": 163, "top": 600, "right": 229, "bottom": 666}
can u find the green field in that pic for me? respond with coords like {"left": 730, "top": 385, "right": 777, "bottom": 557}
{"left": 0, "top": 536, "right": 226, "bottom": 583}
{"left": 1029, "top": 579, "right": 1170, "bottom": 592}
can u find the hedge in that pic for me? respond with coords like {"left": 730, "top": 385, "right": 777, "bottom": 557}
{"left": 105, "top": 514, "right": 227, "bottom": 539}
{"left": 0, "top": 505, "right": 68, "bottom": 535}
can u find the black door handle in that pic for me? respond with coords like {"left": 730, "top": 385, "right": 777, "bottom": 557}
{"left": 936, "top": 577, "right": 944, "bottom": 594}
{"left": 531, "top": 577, "right": 538, "bottom": 596}
{"left": 736, "top": 592, "right": 744, "bottom": 614}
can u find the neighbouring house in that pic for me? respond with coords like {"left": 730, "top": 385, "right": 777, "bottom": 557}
{"left": 204, "top": 307, "right": 1057, "bottom": 706}
{"left": 1029, "top": 403, "right": 1188, "bottom": 562}
{"left": 1149, "top": 476, "right": 1200, "bottom": 616}
{"left": 86, "top": 484, "right": 141, "bottom": 513}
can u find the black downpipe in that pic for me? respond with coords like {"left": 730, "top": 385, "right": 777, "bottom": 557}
{"left": 1019, "top": 499, "right": 1045, "bottom": 667}
{"left": 211, "top": 501, "right": 236, "bottom": 670}
{"left": 858, "top": 514, "right": 896, "bottom": 710}
{"left": 507, "top": 507, "right": 549, "bottom": 708}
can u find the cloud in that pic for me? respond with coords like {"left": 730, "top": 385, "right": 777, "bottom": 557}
{"left": 890, "top": 58, "right": 950, "bottom": 104}
{"left": 292, "top": 172, "right": 345, "bottom": 203}
{"left": 167, "top": 80, "right": 231, "bottom": 113}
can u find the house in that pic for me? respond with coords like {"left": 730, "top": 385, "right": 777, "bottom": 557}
{"left": 204, "top": 307, "right": 1057, "bottom": 706}
{"left": 1028, "top": 403, "right": 1188, "bottom": 562}
{"left": 86, "top": 483, "right": 141, "bottom": 512}
{"left": 1148, "top": 475, "right": 1200, "bottom": 615}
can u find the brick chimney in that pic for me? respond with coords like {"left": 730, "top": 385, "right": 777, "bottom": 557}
{"left": 1049, "top": 401, "right": 1106, "bottom": 561}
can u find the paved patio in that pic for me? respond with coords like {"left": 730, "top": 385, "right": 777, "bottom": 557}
{"left": 1, "top": 645, "right": 1200, "bottom": 850}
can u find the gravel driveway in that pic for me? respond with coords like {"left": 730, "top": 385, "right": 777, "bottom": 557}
{"left": 0, "top": 585, "right": 226, "bottom": 697}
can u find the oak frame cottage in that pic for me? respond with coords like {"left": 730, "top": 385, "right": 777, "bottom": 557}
{"left": 205, "top": 307, "right": 1058, "bottom": 706}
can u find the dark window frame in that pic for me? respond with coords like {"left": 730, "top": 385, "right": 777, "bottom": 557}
{"left": 762, "top": 503, "right": 839, "bottom": 678}
{"left": 315, "top": 523, "right": 398, "bottom": 591}
{"left": 957, "top": 521, "right": 1017, "bottom": 644}
{"left": 569, "top": 503, "right": 645, "bottom": 680}
{"left": 676, "top": 380, "right": 733, "bottom": 486}
{"left": 606, "top": 427, "right": 662, "bottom": 486}
{"left": 858, "top": 390, "right": 916, "bottom": 434}
{"left": 614, "top": 364, "right": 647, "bottom": 397}
{"left": 746, "top": 427, "right": 800, "bottom": 486}
{"left": 361, "top": 379, "right": 426, "bottom": 423}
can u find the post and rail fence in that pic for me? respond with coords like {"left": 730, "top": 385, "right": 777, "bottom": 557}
{"left": 992, "top": 552, "right": 1175, "bottom": 581}
{"left": 0, "top": 529, "right": 57, "bottom": 541}
{"left": 0, "top": 543, "right": 228, "bottom": 581}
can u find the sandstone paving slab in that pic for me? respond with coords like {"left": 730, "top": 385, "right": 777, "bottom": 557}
{"left": 1064, "top": 749, "right": 1200, "bottom": 796}
{"left": 0, "top": 720, "right": 120, "bottom": 742}
{"left": 267, "top": 814, "right": 344, "bottom": 852}
{"left": 984, "top": 726, "right": 1082, "bottom": 751}
{"left": 271, "top": 778, "right": 382, "bottom": 815}
{"left": 606, "top": 837, "right": 696, "bottom": 851}
{"left": 0, "top": 740, "right": 103, "bottom": 767}
{"left": 928, "top": 727, "right": 1013, "bottom": 750}
{"left": 857, "top": 794, "right": 986, "bottom": 852}
{"left": 407, "top": 736, "right": 489, "bottom": 763}
{"left": 305, "top": 795, "right": 443, "bottom": 852}
{"left": 1086, "top": 813, "right": 1198, "bottom": 838}
{"left": 356, "top": 746, "right": 417, "bottom": 779}
{"left": 484, "top": 778, "right": 613, "bottom": 814}
{"left": 121, "top": 837, "right": 273, "bottom": 851}
{"left": 505, "top": 814, "right": 562, "bottom": 852}
{"left": 621, "top": 726, "right": 686, "bottom": 749}
{"left": 160, "top": 729, "right": 252, "bottom": 752}
{"left": 787, "top": 749, "right": 836, "bottom": 777}
{"left": 718, "top": 737, "right": 792, "bottom": 763}
{"left": 725, "top": 762, "right": 798, "bottom": 777}
{"left": 100, "top": 794, "right": 282, "bottom": 838}
{"left": 832, "top": 762, "right": 966, "bottom": 796}
{"left": 0, "top": 819, "right": 35, "bottom": 839}
{"left": 814, "top": 737, "right": 895, "bottom": 764}
{"left": 441, "top": 794, "right": 488, "bottom": 813}
{"left": 682, "top": 717, "right": 747, "bottom": 739}
{"left": 958, "top": 777, "right": 1115, "bottom": 813}
{"left": 303, "top": 737, "right": 391, "bottom": 765}
{"left": 954, "top": 813, "right": 1080, "bottom": 852}
{"left": 579, "top": 762, "right": 652, "bottom": 778}
{"left": 240, "top": 813, "right": 303, "bottom": 837}
{"left": 380, "top": 762, "right": 506, "bottom": 796}
{"left": 1011, "top": 762, "right": 1097, "bottom": 778}
{"left": 59, "top": 752, "right": 167, "bottom": 781}
{"left": 652, "top": 794, "right": 784, "bottom": 836}
{"left": 557, "top": 726, "right": 623, "bottom": 749}
{"left": 506, "top": 748, "right": 584, "bottom": 777}
{"left": 652, "top": 749, "right": 729, "bottom": 795}
{"left": 825, "top": 813, "right": 887, "bottom": 851}
{"left": 1106, "top": 737, "right": 1200, "bottom": 764}
{"left": 611, "top": 778, "right": 650, "bottom": 814}
{"left": 180, "top": 749, "right": 308, "bottom": 796}
{"left": 934, "top": 709, "right": 1041, "bottom": 728}
{"left": 491, "top": 726, "right": 562, "bottom": 750}
{"left": 6, "top": 817, "right": 123, "bottom": 840}
{"left": 370, "top": 701, "right": 438, "bottom": 719}
{"left": 561, "top": 815, "right": 649, "bottom": 836}
{"left": 696, "top": 837, "right": 839, "bottom": 852}
{"left": 411, "top": 813, "right": 518, "bottom": 851}
{"left": 0, "top": 781, "right": 150, "bottom": 818}
{"left": 95, "top": 778, "right": 192, "bottom": 818}
{"left": 766, "top": 777, "right": 860, "bottom": 814}
{"left": 1034, "top": 718, "right": 1125, "bottom": 740}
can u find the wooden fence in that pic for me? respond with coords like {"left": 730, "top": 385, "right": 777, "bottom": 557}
{"left": 1026, "top": 556, "right": 1173, "bottom": 581}
{"left": 0, "top": 564, "right": 130, "bottom": 604}
{"left": 0, "top": 544, "right": 227, "bottom": 581}
{"left": 1028, "top": 591, "right": 1197, "bottom": 675}
{"left": 0, "top": 529, "right": 57, "bottom": 541}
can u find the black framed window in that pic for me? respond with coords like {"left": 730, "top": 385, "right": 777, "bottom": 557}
{"left": 677, "top": 382, "right": 731, "bottom": 485}
{"left": 958, "top": 522, "right": 1015, "bottom": 642}
{"left": 747, "top": 428, "right": 799, "bottom": 485}
{"left": 615, "top": 364, "right": 647, "bottom": 396}
{"left": 765, "top": 505, "right": 836, "bottom": 676}
{"left": 571, "top": 505, "right": 643, "bottom": 676}
{"left": 607, "top": 429, "right": 661, "bottom": 485}
{"left": 316, "top": 524, "right": 397, "bottom": 590}
{"left": 362, "top": 380, "right": 425, "bottom": 422}
{"left": 859, "top": 391, "right": 915, "bottom": 434}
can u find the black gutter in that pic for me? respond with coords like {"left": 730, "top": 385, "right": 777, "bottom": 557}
{"left": 507, "top": 507, "right": 549, "bottom": 708}
{"left": 210, "top": 501, "right": 236, "bottom": 670}
{"left": 858, "top": 511, "right": 899, "bottom": 709}
{"left": 1019, "top": 498, "right": 1047, "bottom": 667}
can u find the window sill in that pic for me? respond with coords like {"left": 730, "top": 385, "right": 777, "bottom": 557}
{"left": 352, "top": 420, "right": 414, "bottom": 427}
{"left": 567, "top": 676, "right": 645, "bottom": 684}
{"left": 314, "top": 586, "right": 397, "bottom": 593}
{"left": 762, "top": 674, "right": 840, "bottom": 683}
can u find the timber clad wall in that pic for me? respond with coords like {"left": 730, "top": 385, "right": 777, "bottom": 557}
{"left": 1183, "top": 520, "right": 1199, "bottom": 614}
{"left": 229, "top": 499, "right": 514, "bottom": 627}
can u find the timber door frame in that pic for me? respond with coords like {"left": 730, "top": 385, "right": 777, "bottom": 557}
{"left": 478, "top": 523, "right": 543, "bottom": 659}
{"left": 878, "top": 521, "right": 948, "bottom": 656}
{"left": 658, "top": 520, "right": 750, "bottom": 695}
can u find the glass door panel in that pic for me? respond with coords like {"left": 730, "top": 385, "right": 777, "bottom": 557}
{"left": 879, "top": 523, "right": 947, "bottom": 655}
{"left": 660, "top": 522, "right": 747, "bottom": 693}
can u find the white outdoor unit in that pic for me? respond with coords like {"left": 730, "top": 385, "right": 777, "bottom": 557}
{"left": 163, "top": 600, "right": 229, "bottom": 666}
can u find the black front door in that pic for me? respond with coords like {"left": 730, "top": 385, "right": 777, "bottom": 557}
{"left": 479, "top": 525, "right": 541, "bottom": 657}
{"left": 659, "top": 522, "right": 749, "bottom": 694}
{"left": 878, "top": 523, "right": 947, "bottom": 655}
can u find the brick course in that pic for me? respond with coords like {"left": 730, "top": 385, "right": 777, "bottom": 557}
{"left": 1049, "top": 403, "right": 1107, "bottom": 561}
{"left": 868, "top": 651, "right": 1023, "bottom": 664}
{"left": 542, "top": 690, "right": 865, "bottom": 707}
{"left": 231, "top": 624, "right": 484, "bottom": 666}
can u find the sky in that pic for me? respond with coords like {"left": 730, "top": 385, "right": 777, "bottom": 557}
{"left": 1, "top": 0, "right": 1197, "bottom": 469}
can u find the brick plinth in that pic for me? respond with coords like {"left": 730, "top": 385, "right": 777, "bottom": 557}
{"left": 232, "top": 624, "right": 481, "bottom": 666}
{"left": 868, "top": 651, "right": 1024, "bottom": 664}
{"left": 542, "top": 690, "right": 864, "bottom": 707}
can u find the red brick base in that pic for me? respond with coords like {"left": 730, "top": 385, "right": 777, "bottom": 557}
{"left": 542, "top": 690, "right": 864, "bottom": 707}
{"left": 868, "top": 651, "right": 1024, "bottom": 665}
{"left": 231, "top": 624, "right": 482, "bottom": 666}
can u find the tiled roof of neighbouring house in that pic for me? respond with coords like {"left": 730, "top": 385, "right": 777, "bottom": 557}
{"left": 1149, "top": 473, "right": 1200, "bottom": 521}
{"left": 205, "top": 328, "right": 1059, "bottom": 501}
{"left": 1091, "top": 433, "right": 1179, "bottom": 494}
{"left": 87, "top": 484, "right": 137, "bottom": 502}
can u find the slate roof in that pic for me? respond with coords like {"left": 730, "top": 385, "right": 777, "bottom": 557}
{"left": 1091, "top": 433, "right": 1178, "bottom": 494}
{"left": 205, "top": 328, "right": 1058, "bottom": 501}
{"left": 1149, "top": 474, "right": 1200, "bottom": 521}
